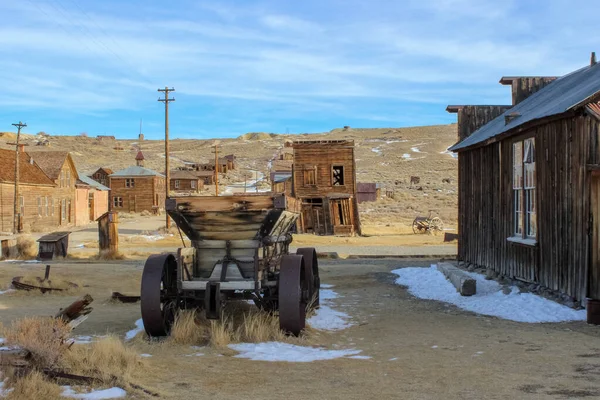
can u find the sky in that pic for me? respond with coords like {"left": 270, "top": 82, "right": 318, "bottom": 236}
{"left": 0, "top": 0, "right": 597, "bottom": 139}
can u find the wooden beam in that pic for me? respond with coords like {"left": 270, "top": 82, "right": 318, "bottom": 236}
{"left": 437, "top": 263, "right": 476, "bottom": 296}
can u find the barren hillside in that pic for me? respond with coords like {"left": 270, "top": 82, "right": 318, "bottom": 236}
{"left": 0, "top": 124, "right": 459, "bottom": 231}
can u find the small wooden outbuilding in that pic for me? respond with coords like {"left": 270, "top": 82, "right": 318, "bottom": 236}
{"left": 37, "top": 231, "right": 70, "bottom": 260}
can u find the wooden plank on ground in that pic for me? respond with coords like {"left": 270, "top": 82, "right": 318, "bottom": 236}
{"left": 437, "top": 262, "right": 476, "bottom": 296}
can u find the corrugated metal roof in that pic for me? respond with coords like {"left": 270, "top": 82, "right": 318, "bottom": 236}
{"left": 79, "top": 174, "right": 110, "bottom": 191}
{"left": 587, "top": 102, "right": 600, "bottom": 119}
{"left": 273, "top": 173, "right": 292, "bottom": 183}
{"left": 450, "top": 62, "right": 600, "bottom": 151}
{"left": 109, "top": 166, "right": 164, "bottom": 177}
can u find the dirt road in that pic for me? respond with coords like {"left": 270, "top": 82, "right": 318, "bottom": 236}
{"left": 2, "top": 258, "right": 599, "bottom": 399}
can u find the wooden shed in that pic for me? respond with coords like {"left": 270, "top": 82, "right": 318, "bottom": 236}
{"left": 356, "top": 183, "right": 380, "bottom": 203}
{"left": 448, "top": 55, "right": 600, "bottom": 304}
{"left": 37, "top": 231, "right": 70, "bottom": 260}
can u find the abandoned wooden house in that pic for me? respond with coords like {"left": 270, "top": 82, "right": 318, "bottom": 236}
{"left": 170, "top": 170, "right": 204, "bottom": 193}
{"left": 196, "top": 158, "right": 229, "bottom": 173}
{"left": 0, "top": 148, "right": 56, "bottom": 232}
{"left": 109, "top": 163, "right": 165, "bottom": 213}
{"left": 77, "top": 174, "right": 110, "bottom": 223}
{"left": 223, "top": 154, "right": 236, "bottom": 170}
{"left": 28, "top": 151, "right": 79, "bottom": 226}
{"left": 447, "top": 54, "right": 600, "bottom": 304}
{"left": 291, "top": 140, "right": 360, "bottom": 236}
{"left": 90, "top": 167, "right": 113, "bottom": 187}
{"left": 193, "top": 170, "right": 215, "bottom": 185}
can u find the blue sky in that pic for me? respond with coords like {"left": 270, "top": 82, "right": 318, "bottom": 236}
{"left": 0, "top": 0, "right": 597, "bottom": 139}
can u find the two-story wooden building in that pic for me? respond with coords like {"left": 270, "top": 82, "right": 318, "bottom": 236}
{"left": 291, "top": 140, "right": 360, "bottom": 236}
{"left": 109, "top": 166, "right": 165, "bottom": 213}
{"left": 28, "top": 151, "right": 79, "bottom": 226}
{"left": 447, "top": 54, "right": 600, "bottom": 304}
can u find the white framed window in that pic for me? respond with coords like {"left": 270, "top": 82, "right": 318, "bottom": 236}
{"left": 44, "top": 196, "right": 49, "bottom": 217}
{"left": 175, "top": 180, "right": 180, "bottom": 189}
{"left": 191, "top": 180, "right": 197, "bottom": 189}
{"left": 37, "top": 197, "right": 42, "bottom": 216}
{"left": 61, "top": 199, "right": 67, "bottom": 221}
{"left": 513, "top": 138, "right": 536, "bottom": 239}
{"left": 126, "top": 178, "right": 135, "bottom": 188}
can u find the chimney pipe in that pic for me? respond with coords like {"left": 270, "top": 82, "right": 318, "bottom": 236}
{"left": 592, "top": 52, "right": 597, "bottom": 66}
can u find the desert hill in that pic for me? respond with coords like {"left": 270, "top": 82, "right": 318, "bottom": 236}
{"left": 0, "top": 124, "right": 459, "bottom": 230}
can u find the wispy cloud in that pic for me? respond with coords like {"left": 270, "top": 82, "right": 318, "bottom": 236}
{"left": 0, "top": 0, "right": 596, "bottom": 137}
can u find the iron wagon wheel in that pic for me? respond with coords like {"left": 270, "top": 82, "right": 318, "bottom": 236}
{"left": 141, "top": 253, "right": 179, "bottom": 337}
{"left": 412, "top": 218, "right": 426, "bottom": 234}
{"left": 278, "top": 254, "right": 308, "bottom": 336}
{"left": 296, "top": 248, "right": 320, "bottom": 308}
{"left": 430, "top": 217, "right": 444, "bottom": 235}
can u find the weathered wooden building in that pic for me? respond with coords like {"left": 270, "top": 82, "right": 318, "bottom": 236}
{"left": 448, "top": 55, "right": 600, "bottom": 303}
{"left": 109, "top": 166, "right": 165, "bottom": 213}
{"left": 194, "top": 170, "right": 215, "bottom": 185}
{"left": 77, "top": 174, "right": 110, "bottom": 223}
{"left": 0, "top": 148, "right": 56, "bottom": 232}
{"left": 356, "top": 183, "right": 381, "bottom": 203}
{"left": 91, "top": 167, "right": 113, "bottom": 187}
{"left": 28, "top": 151, "right": 79, "bottom": 225}
{"left": 291, "top": 140, "right": 360, "bottom": 236}
{"left": 170, "top": 170, "right": 203, "bottom": 193}
{"left": 223, "top": 154, "right": 236, "bottom": 170}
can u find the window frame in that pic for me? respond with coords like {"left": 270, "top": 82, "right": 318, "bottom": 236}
{"left": 332, "top": 165, "right": 345, "bottom": 186}
{"left": 191, "top": 180, "right": 197, "bottom": 189}
{"left": 174, "top": 180, "right": 180, "bottom": 189}
{"left": 126, "top": 178, "right": 135, "bottom": 188}
{"left": 511, "top": 137, "right": 537, "bottom": 244}
{"left": 113, "top": 196, "right": 123, "bottom": 208}
{"left": 303, "top": 166, "right": 317, "bottom": 186}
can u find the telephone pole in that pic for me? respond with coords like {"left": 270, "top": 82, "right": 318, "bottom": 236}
{"left": 158, "top": 87, "right": 175, "bottom": 228}
{"left": 212, "top": 143, "right": 219, "bottom": 196}
{"left": 11, "top": 121, "right": 27, "bottom": 234}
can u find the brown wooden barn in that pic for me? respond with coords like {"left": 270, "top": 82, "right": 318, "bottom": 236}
{"left": 28, "top": 151, "right": 79, "bottom": 226}
{"left": 170, "top": 170, "right": 203, "bottom": 193}
{"left": 109, "top": 166, "right": 165, "bottom": 213}
{"left": 448, "top": 55, "right": 600, "bottom": 304}
{"left": 91, "top": 167, "right": 113, "bottom": 187}
{"left": 291, "top": 140, "right": 360, "bottom": 236}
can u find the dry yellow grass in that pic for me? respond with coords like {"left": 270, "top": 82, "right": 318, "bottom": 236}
{"left": 95, "top": 250, "right": 127, "bottom": 261}
{"left": 15, "top": 235, "right": 37, "bottom": 259}
{"left": 2, "top": 317, "right": 71, "bottom": 369}
{"left": 4, "top": 371, "right": 63, "bottom": 400}
{"left": 168, "top": 304, "right": 294, "bottom": 349}
{"left": 61, "top": 336, "right": 146, "bottom": 387}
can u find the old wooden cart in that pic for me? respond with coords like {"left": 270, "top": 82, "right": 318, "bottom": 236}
{"left": 140, "top": 194, "right": 319, "bottom": 337}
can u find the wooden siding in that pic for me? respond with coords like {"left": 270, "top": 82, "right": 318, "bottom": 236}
{"left": 110, "top": 176, "right": 165, "bottom": 212}
{"left": 504, "top": 77, "right": 557, "bottom": 106}
{"left": 170, "top": 178, "right": 203, "bottom": 192}
{"left": 0, "top": 183, "right": 58, "bottom": 232}
{"left": 458, "top": 115, "right": 600, "bottom": 301}
{"left": 292, "top": 145, "right": 356, "bottom": 198}
{"left": 450, "top": 106, "right": 511, "bottom": 141}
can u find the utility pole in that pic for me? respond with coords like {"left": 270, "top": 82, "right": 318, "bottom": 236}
{"left": 212, "top": 143, "right": 219, "bottom": 196}
{"left": 10, "top": 121, "right": 27, "bottom": 234}
{"left": 158, "top": 87, "right": 175, "bottom": 228}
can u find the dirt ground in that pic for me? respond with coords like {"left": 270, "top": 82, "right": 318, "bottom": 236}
{"left": 2, "top": 258, "right": 600, "bottom": 400}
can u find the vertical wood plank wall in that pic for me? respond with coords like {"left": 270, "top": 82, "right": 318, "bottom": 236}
{"left": 458, "top": 115, "right": 600, "bottom": 301}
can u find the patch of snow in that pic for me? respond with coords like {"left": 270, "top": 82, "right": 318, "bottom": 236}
{"left": 319, "top": 289, "right": 339, "bottom": 301}
{"left": 61, "top": 386, "right": 127, "bottom": 399}
{"left": 389, "top": 357, "right": 398, "bottom": 361}
{"left": 309, "top": 305, "right": 352, "bottom": 331}
{"left": 0, "top": 380, "right": 13, "bottom": 397}
{"left": 348, "top": 355, "right": 371, "bottom": 359}
{"left": 371, "top": 147, "right": 382, "bottom": 155}
{"left": 125, "top": 319, "right": 144, "bottom": 341}
{"left": 24, "top": 260, "right": 41, "bottom": 264}
{"left": 185, "top": 353, "right": 204, "bottom": 357}
{"left": 320, "top": 284, "right": 334, "bottom": 289}
{"left": 229, "top": 342, "right": 362, "bottom": 362}
{"left": 74, "top": 243, "right": 85, "bottom": 248}
{"left": 140, "top": 353, "right": 152, "bottom": 358}
{"left": 73, "top": 336, "right": 93, "bottom": 344}
{"left": 410, "top": 147, "right": 422, "bottom": 153}
{"left": 0, "top": 338, "right": 4, "bottom": 344}
{"left": 431, "top": 345, "right": 438, "bottom": 349}
{"left": 392, "top": 265, "right": 587, "bottom": 323}
{"left": 402, "top": 153, "right": 412, "bottom": 159}
{"left": 0, "top": 289, "right": 14, "bottom": 295}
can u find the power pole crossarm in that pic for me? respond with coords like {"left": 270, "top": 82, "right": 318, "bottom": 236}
{"left": 158, "top": 87, "right": 175, "bottom": 229}
{"left": 11, "top": 121, "right": 27, "bottom": 234}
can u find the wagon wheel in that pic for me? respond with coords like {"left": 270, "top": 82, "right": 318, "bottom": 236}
{"left": 141, "top": 254, "right": 179, "bottom": 337}
{"left": 278, "top": 255, "right": 308, "bottom": 336}
{"left": 429, "top": 217, "right": 444, "bottom": 235}
{"left": 412, "top": 218, "right": 426, "bottom": 234}
{"left": 296, "top": 247, "right": 320, "bottom": 309}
